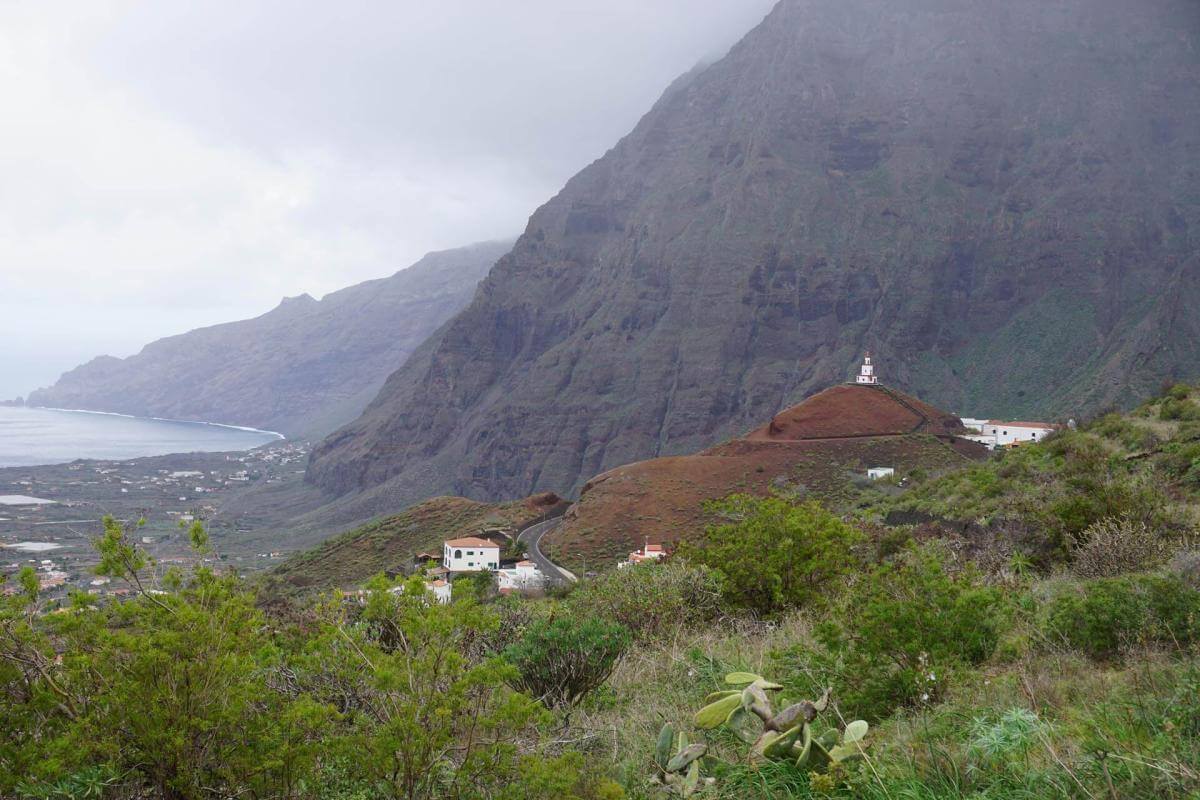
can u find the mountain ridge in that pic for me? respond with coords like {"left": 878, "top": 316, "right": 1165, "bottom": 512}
{"left": 306, "top": 0, "right": 1200, "bottom": 508}
{"left": 25, "top": 240, "right": 513, "bottom": 439}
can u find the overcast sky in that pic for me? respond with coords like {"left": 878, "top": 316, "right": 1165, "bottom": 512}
{"left": 0, "top": 0, "right": 776, "bottom": 399}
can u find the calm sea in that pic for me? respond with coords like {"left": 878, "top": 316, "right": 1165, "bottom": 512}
{"left": 0, "top": 406, "right": 282, "bottom": 468}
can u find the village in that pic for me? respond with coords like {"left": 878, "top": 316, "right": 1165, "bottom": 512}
{"left": 355, "top": 530, "right": 670, "bottom": 605}
{"left": 0, "top": 441, "right": 310, "bottom": 598}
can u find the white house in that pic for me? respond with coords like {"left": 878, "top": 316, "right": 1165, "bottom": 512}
{"left": 619, "top": 543, "right": 666, "bottom": 568}
{"left": 867, "top": 467, "right": 895, "bottom": 480}
{"left": 981, "top": 421, "right": 1058, "bottom": 447}
{"left": 498, "top": 561, "right": 544, "bottom": 592}
{"left": 427, "top": 579, "right": 452, "bottom": 604}
{"left": 959, "top": 417, "right": 989, "bottom": 432}
{"left": 443, "top": 537, "right": 500, "bottom": 573}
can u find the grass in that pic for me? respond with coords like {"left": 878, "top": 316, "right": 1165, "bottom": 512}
{"left": 559, "top": 601, "right": 1199, "bottom": 799}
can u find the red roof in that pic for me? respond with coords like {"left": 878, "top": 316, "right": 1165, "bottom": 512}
{"left": 444, "top": 537, "right": 500, "bottom": 548}
{"left": 516, "top": 560, "right": 536, "bottom": 567}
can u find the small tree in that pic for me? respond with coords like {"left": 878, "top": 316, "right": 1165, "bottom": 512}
{"left": 565, "top": 560, "right": 723, "bottom": 640}
{"left": 811, "top": 543, "right": 1003, "bottom": 720}
{"left": 679, "top": 495, "right": 861, "bottom": 616}
{"left": 503, "top": 615, "right": 630, "bottom": 709}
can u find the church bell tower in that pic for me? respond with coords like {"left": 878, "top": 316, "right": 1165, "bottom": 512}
{"left": 855, "top": 353, "right": 879, "bottom": 385}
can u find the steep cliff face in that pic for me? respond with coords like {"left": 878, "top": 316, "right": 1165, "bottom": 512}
{"left": 27, "top": 241, "right": 512, "bottom": 438}
{"left": 308, "top": 0, "right": 1200, "bottom": 504}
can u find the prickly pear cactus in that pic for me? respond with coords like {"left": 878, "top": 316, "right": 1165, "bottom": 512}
{"left": 652, "top": 722, "right": 709, "bottom": 797}
{"left": 692, "top": 673, "right": 870, "bottom": 775}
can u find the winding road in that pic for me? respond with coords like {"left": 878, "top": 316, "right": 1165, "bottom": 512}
{"left": 517, "top": 517, "right": 577, "bottom": 584}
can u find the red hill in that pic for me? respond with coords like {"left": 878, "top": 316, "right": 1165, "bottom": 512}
{"left": 746, "top": 385, "right": 966, "bottom": 441}
{"left": 549, "top": 384, "right": 981, "bottom": 571}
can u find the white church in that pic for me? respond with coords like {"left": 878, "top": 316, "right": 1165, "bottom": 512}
{"left": 855, "top": 353, "right": 879, "bottom": 385}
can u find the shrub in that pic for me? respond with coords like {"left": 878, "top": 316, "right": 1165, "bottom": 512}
{"left": 1042, "top": 574, "right": 1200, "bottom": 660}
{"left": 1142, "top": 573, "right": 1200, "bottom": 647}
{"left": 1158, "top": 441, "right": 1200, "bottom": 487}
{"left": 1159, "top": 398, "right": 1200, "bottom": 421}
{"left": 565, "top": 560, "right": 723, "bottom": 640}
{"left": 1039, "top": 473, "right": 1169, "bottom": 557}
{"left": 807, "top": 544, "right": 1004, "bottom": 720}
{"left": 1070, "top": 516, "right": 1172, "bottom": 578}
{"left": 679, "top": 495, "right": 862, "bottom": 616}
{"left": 1170, "top": 549, "right": 1200, "bottom": 589}
{"left": 503, "top": 615, "right": 630, "bottom": 709}
{"left": 967, "top": 708, "right": 1047, "bottom": 769}
{"left": 1042, "top": 576, "right": 1149, "bottom": 660}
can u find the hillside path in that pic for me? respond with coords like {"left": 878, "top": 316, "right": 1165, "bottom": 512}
{"left": 517, "top": 518, "right": 577, "bottom": 584}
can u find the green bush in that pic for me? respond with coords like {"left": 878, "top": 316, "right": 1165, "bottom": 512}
{"left": 1143, "top": 573, "right": 1200, "bottom": 646}
{"left": 1042, "top": 573, "right": 1200, "bottom": 660}
{"left": 503, "top": 615, "right": 630, "bottom": 709}
{"left": 565, "top": 560, "right": 723, "bottom": 640}
{"left": 1166, "top": 384, "right": 1192, "bottom": 402}
{"left": 803, "top": 544, "right": 1004, "bottom": 720}
{"left": 679, "top": 495, "right": 862, "bottom": 616}
{"left": 1043, "top": 576, "right": 1149, "bottom": 660}
{"left": 1159, "top": 398, "right": 1200, "bottom": 421}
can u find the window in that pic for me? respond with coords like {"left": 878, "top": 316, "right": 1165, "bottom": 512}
{"left": 454, "top": 549, "right": 462, "bottom": 559}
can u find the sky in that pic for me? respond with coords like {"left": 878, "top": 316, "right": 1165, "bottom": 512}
{"left": 0, "top": 0, "right": 777, "bottom": 400}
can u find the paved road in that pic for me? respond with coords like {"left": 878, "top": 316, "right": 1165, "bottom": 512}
{"left": 517, "top": 517, "right": 577, "bottom": 584}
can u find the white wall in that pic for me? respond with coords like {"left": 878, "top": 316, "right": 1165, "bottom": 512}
{"left": 981, "top": 424, "right": 1052, "bottom": 447}
{"left": 442, "top": 543, "right": 499, "bottom": 572}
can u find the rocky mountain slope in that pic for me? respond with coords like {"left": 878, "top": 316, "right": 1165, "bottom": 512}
{"left": 308, "top": 0, "right": 1200, "bottom": 506}
{"left": 26, "top": 241, "right": 512, "bottom": 439}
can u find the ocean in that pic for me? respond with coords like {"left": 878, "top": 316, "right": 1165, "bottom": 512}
{"left": 0, "top": 406, "right": 283, "bottom": 468}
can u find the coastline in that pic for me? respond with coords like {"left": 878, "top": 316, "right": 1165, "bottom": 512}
{"left": 31, "top": 406, "right": 288, "bottom": 441}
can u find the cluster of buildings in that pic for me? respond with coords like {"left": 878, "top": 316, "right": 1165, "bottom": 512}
{"left": 619, "top": 542, "right": 666, "bottom": 568}
{"left": 958, "top": 418, "right": 1060, "bottom": 450}
{"left": 375, "top": 528, "right": 550, "bottom": 605}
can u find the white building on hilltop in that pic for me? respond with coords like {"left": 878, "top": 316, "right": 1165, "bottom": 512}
{"left": 958, "top": 418, "right": 1059, "bottom": 450}
{"left": 855, "top": 353, "right": 879, "bottom": 385}
{"left": 443, "top": 537, "right": 500, "bottom": 573}
{"left": 982, "top": 421, "right": 1057, "bottom": 447}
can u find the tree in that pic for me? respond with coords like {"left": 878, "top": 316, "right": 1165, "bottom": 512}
{"left": 503, "top": 614, "right": 630, "bottom": 710}
{"left": 299, "top": 576, "right": 554, "bottom": 799}
{"left": 2, "top": 519, "right": 331, "bottom": 800}
{"left": 679, "top": 495, "right": 862, "bottom": 616}
{"left": 812, "top": 543, "right": 1004, "bottom": 720}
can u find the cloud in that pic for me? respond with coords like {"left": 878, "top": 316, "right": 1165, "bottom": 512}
{"left": 0, "top": 0, "right": 776, "bottom": 397}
